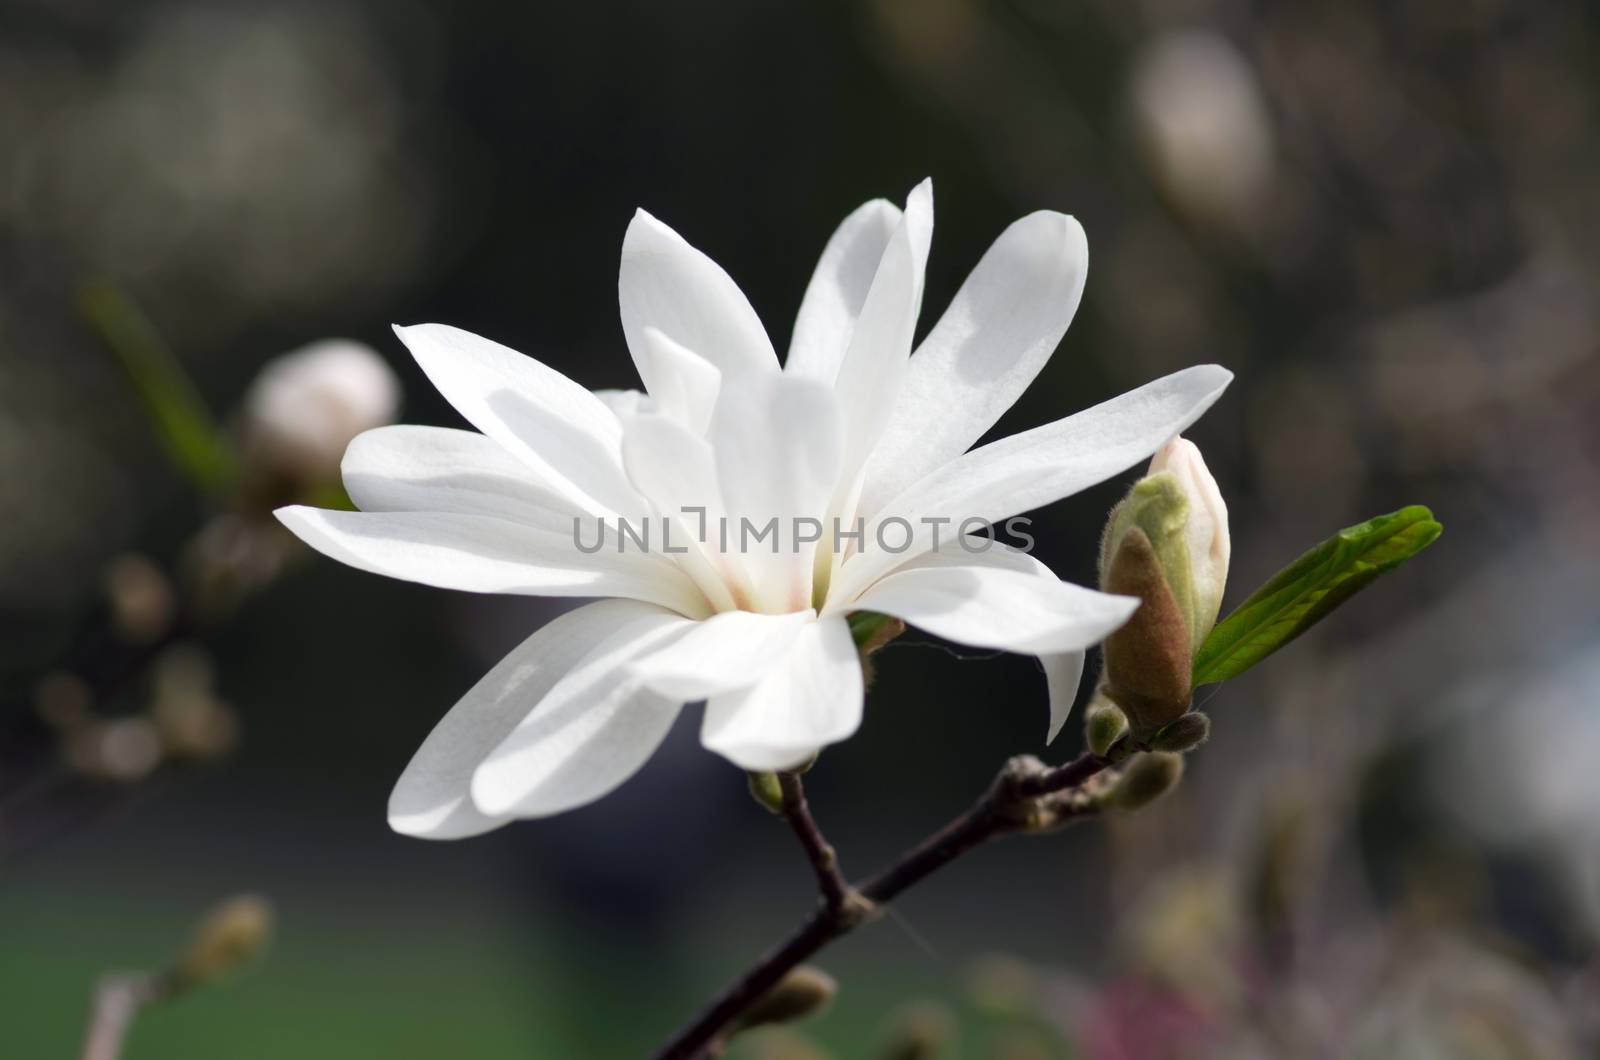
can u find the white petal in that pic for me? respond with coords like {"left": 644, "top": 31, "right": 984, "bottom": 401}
{"left": 829, "top": 365, "right": 1233, "bottom": 604}
{"left": 393, "top": 324, "right": 642, "bottom": 517}
{"left": 859, "top": 211, "right": 1089, "bottom": 515}
{"left": 275, "top": 506, "right": 709, "bottom": 616}
{"left": 636, "top": 328, "right": 722, "bottom": 435}
{"left": 850, "top": 562, "right": 1137, "bottom": 655}
{"left": 387, "top": 599, "right": 661, "bottom": 838}
{"left": 882, "top": 539, "right": 1093, "bottom": 743}
{"left": 711, "top": 371, "right": 843, "bottom": 613}
{"left": 786, "top": 199, "right": 903, "bottom": 383}
{"left": 701, "top": 616, "right": 863, "bottom": 771}
{"left": 618, "top": 411, "right": 745, "bottom": 613}
{"left": 594, "top": 389, "right": 655, "bottom": 417}
{"left": 630, "top": 608, "right": 816, "bottom": 700}
{"left": 619, "top": 210, "right": 778, "bottom": 389}
{"left": 343, "top": 425, "right": 575, "bottom": 531}
{"left": 1041, "top": 650, "right": 1087, "bottom": 744}
{"left": 895, "top": 533, "right": 1054, "bottom": 576}
{"left": 470, "top": 607, "right": 699, "bottom": 817}
{"left": 830, "top": 180, "right": 934, "bottom": 483}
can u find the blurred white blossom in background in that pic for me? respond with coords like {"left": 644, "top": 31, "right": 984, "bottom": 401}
{"left": 1127, "top": 29, "right": 1276, "bottom": 234}
{"left": 0, "top": 1, "right": 443, "bottom": 610}
{"left": 240, "top": 340, "right": 402, "bottom": 490}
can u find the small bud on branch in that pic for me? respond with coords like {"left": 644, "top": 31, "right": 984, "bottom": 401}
{"left": 1148, "top": 712, "right": 1211, "bottom": 753}
{"left": 748, "top": 771, "right": 787, "bottom": 815}
{"left": 1103, "top": 752, "right": 1185, "bottom": 813}
{"left": 728, "top": 965, "right": 837, "bottom": 1034}
{"left": 169, "top": 894, "right": 274, "bottom": 991}
{"left": 1084, "top": 692, "right": 1130, "bottom": 757}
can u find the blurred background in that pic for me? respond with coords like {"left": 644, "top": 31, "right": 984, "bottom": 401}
{"left": 3, "top": 0, "right": 1598, "bottom": 1056}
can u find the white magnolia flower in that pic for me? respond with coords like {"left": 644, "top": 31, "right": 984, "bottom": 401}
{"left": 276, "top": 181, "right": 1231, "bottom": 838}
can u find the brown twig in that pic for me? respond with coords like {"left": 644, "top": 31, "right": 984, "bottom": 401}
{"left": 649, "top": 750, "right": 1115, "bottom": 1060}
{"left": 775, "top": 772, "right": 856, "bottom": 915}
{"left": 859, "top": 751, "right": 1112, "bottom": 904}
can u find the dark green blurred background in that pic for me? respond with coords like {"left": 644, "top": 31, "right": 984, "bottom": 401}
{"left": 3, "top": 1, "right": 1599, "bottom": 1056}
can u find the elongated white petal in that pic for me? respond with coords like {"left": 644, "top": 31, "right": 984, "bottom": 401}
{"left": 343, "top": 425, "right": 576, "bottom": 531}
{"left": 470, "top": 607, "right": 699, "bottom": 817}
{"left": 859, "top": 211, "right": 1089, "bottom": 516}
{"left": 275, "top": 506, "right": 709, "bottom": 616}
{"left": 701, "top": 616, "right": 862, "bottom": 771}
{"left": 851, "top": 563, "right": 1136, "bottom": 655}
{"left": 387, "top": 599, "right": 662, "bottom": 838}
{"left": 631, "top": 608, "right": 816, "bottom": 700}
{"left": 636, "top": 328, "right": 722, "bottom": 435}
{"left": 830, "top": 365, "right": 1233, "bottom": 604}
{"left": 393, "top": 324, "right": 642, "bottom": 517}
{"left": 619, "top": 411, "right": 744, "bottom": 613}
{"left": 712, "top": 372, "right": 843, "bottom": 613}
{"left": 893, "top": 534, "right": 1052, "bottom": 576}
{"left": 889, "top": 539, "right": 1094, "bottom": 742}
{"left": 1041, "top": 650, "right": 1087, "bottom": 744}
{"left": 787, "top": 199, "right": 903, "bottom": 382}
{"left": 831, "top": 180, "right": 934, "bottom": 484}
{"left": 594, "top": 389, "right": 655, "bottom": 417}
{"left": 619, "top": 210, "right": 777, "bottom": 389}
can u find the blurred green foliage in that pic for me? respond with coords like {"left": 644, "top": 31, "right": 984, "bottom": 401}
{"left": 79, "top": 282, "right": 236, "bottom": 498}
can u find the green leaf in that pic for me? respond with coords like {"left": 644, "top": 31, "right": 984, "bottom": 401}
{"left": 1192, "top": 506, "right": 1442, "bottom": 685}
{"left": 81, "top": 281, "right": 236, "bottom": 495}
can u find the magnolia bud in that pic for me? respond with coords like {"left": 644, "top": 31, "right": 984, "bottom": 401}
{"left": 1098, "top": 437, "right": 1229, "bottom": 736}
{"left": 1084, "top": 692, "right": 1129, "bottom": 758}
{"left": 1104, "top": 753, "right": 1184, "bottom": 813}
{"left": 239, "top": 340, "right": 400, "bottom": 492}
{"left": 748, "top": 771, "right": 787, "bottom": 814}
{"left": 1148, "top": 711, "right": 1211, "bottom": 753}
{"left": 1099, "top": 524, "right": 1193, "bottom": 735}
{"left": 169, "top": 894, "right": 273, "bottom": 990}
{"left": 731, "top": 966, "right": 837, "bottom": 1033}
{"left": 1147, "top": 438, "right": 1229, "bottom": 649}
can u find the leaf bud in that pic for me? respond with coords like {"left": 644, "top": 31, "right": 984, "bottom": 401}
{"left": 1083, "top": 691, "right": 1129, "bottom": 758}
{"left": 730, "top": 966, "right": 837, "bottom": 1033}
{"left": 169, "top": 894, "right": 274, "bottom": 991}
{"left": 1103, "top": 752, "right": 1185, "bottom": 813}
{"left": 1147, "top": 711, "right": 1211, "bottom": 753}
{"left": 747, "top": 771, "right": 787, "bottom": 814}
